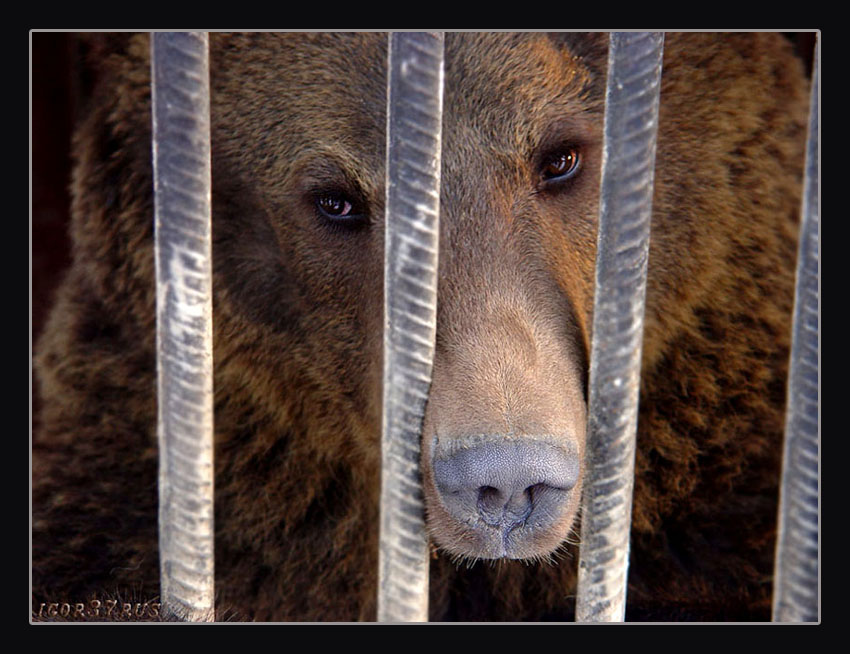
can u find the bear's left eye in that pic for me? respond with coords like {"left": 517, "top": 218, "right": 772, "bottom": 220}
{"left": 540, "top": 148, "right": 581, "bottom": 183}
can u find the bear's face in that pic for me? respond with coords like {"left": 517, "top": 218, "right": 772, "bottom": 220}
{"left": 206, "top": 33, "right": 604, "bottom": 563}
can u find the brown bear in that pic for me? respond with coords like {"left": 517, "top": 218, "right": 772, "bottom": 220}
{"left": 31, "top": 32, "right": 810, "bottom": 622}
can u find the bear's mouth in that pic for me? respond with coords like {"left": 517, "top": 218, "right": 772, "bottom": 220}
{"left": 424, "top": 435, "right": 582, "bottom": 561}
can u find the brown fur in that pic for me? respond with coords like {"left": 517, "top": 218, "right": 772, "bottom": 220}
{"left": 32, "top": 32, "right": 809, "bottom": 621}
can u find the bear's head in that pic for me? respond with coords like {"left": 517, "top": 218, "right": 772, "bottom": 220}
{"left": 59, "top": 34, "right": 805, "bottom": 602}
{"left": 199, "top": 32, "right": 605, "bottom": 564}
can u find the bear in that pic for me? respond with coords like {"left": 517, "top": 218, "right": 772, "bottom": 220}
{"left": 31, "top": 32, "right": 811, "bottom": 622}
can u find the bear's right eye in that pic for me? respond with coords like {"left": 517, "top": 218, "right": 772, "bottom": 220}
{"left": 314, "top": 191, "right": 366, "bottom": 225}
{"left": 317, "top": 194, "right": 352, "bottom": 218}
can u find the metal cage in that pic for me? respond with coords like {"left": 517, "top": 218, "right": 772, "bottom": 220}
{"left": 149, "top": 31, "right": 820, "bottom": 623}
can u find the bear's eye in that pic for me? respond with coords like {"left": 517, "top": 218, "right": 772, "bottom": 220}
{"left": 541, "top": 148, "right": 581, "bottom": 183}
{"left": 317, "top": 193, "right": 353, "bottom": 218}
{"left": 314, "top": 191, "right": 364, "bottom": 224}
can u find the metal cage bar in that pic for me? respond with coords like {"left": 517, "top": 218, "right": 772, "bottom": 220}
{"left": 772, "top": 36, "right": 820, "bottom": 623}
{"left": 377, "top": 31, "right": 445, "bottom": 623}
{"left": 151, "top": 31, "right": 216, "bottom": 622}
{"left": 576, "top": 31, "right": 665, "bottom": 623}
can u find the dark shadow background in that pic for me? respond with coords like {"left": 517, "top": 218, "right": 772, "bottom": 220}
{"left": 32, "top": 32, "right": 76, "bottom": 351}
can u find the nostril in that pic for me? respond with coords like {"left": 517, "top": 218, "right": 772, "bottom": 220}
{"left": 477, "top": 486, "right": 503, "bottom": 525}
{"left": 478, "top": 485, "right": 502, "bottom": 512}
{"left": 526, "top": 482, "right": 545, "bottom": 503}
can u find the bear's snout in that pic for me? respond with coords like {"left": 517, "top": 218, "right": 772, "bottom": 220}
{"left": 433, "top": 437, "right": 579, "bottom": 546}
{"left": 419, "top": 285, "right": 588, "bottom": 562}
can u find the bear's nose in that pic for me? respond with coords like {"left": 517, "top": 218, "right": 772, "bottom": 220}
{"left": 432, "top": 438, "right": 579, "bottom": 533}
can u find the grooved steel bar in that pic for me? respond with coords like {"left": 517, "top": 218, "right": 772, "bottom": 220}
{"left": 576, "top": 31, "right": 664, "bottom": 623}
{"left": 151, "top": 31, "right": 215, "bottom": 622}
{"left": 772, "top": 36, "right": 820, "bottom": 624}
{"left": 378, "top": 31, "right": 444, "bottom": 623}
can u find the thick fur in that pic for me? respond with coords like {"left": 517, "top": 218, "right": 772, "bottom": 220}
{"left": 32, "top": 32, "right": 809, "bottom": 621}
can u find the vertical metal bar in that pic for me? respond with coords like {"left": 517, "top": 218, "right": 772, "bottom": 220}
{"left": 576, "top": 31, "right": 664, "bottom": 623}
{"left": 378, "top": 31, "right": 444, "bottom": 623}
{"left": 772, "top": 35, "right": 820, "bottom": 624}
{"left": 151, "top": 31, "right": 215, "bottom": 622}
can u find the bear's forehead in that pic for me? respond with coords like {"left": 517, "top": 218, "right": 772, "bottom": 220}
{"left": 444, "top": 34, "right": 599, "bottom": 122}
{"left": 209, "top": 32, "right": 602, "bottom": 192}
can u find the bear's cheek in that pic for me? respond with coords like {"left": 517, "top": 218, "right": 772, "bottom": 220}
{"left": 210, "top": 163, "right": 387, "bottom": 459}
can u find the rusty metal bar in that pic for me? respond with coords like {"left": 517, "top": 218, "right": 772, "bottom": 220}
{"left": 576, "top": 31, "right": 664, "bottom": 623}
{"left": 151, "top": 31, "right": 216, "bottom": 622}
{"left": 378, "top": 31, "right": 444, "bottom": 623}
{"left": 772, "top": 35, "right": 820, "bottom": 624}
